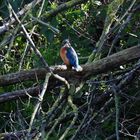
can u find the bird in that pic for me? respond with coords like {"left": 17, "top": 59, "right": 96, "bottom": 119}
{"left": 60, "top": 39, "right": 83, "bottom": 72}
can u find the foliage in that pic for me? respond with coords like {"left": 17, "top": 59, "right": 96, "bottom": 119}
{"left": 0, "top": 0, "right": 140, "bottom": 140}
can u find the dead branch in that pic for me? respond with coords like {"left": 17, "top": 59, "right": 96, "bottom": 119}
{"left": 0, "top": 0, "right": 42, "bottom": 35}
{"left": 0, "top": 45, "right": 139, "bottom": 104}
{"left": 10, "top": 3, "right": 50, "bottom": 70}
{"left": 0, "top": 62, "right": 139, "bottom": 139}
{"left": 28, "top": 73, "right": 51, "bottom": 136}
{"left": 0, "top": 86, "right": 41, "bottom": 103}
{"left": 0, "top": 0, "right": 88, "bottom": 35}
{"left": 0, "top": 45, "right": 140, "bottom": 87}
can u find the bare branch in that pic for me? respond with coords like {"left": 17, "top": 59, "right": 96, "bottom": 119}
{"left": 59, "top": 95, "right": 78, "bottom": 140}
{"left": 9, "top": 3, "right": 50, "bottom": 70}
{"left": 0, "top": 0, "right": 88, "bottom": 35}
{"left": 28, "top": 73, "right": 51, "bottom": 136}
{"left": 0, "top": 0, "right": 42, "bottom": 35}
{"left": 0, "top": 86, "right": 41, "bottom": 103}
{"left": 0, "top": 45, "right": 139, "bottom": 86}
{"left": 19, "top": 0, "right": 46, "bottom": 71}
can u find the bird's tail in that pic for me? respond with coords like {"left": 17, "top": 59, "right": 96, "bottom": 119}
{"left": 75, "top": 65, "right": 83, "bottom": 72}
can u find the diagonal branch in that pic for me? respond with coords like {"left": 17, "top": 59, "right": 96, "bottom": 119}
{"left": 0, "top": 86, "right": 41, "bottom": 103}
{"left": 9, "top": 3, "right": 50, "bottom": 70}
{"left": 44, "top": 0, "right": 88, "bottom": 18}
{"left": 0, "top": 0, "right": 42, "bottom": 35}
{"left": 28, "top": 73, "right": 51, "bottom": 135}
{"left": 59, "top": 95, "right": 78, "bottom": 140}
{"left": 19, "top": 0, "right": 46, "bottom": 71}
{"left": 0, "top": 45, "right": 139, "bottom": 87}
{"left": 0, "top": 0, "right": 88, "bottom": 35}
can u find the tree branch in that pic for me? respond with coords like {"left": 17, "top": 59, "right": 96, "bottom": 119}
{"left": 44, "top": 0, "right": 88, "bottom": 19}
{"left": 0, "top": 86, "right": 41, "bottom": 103}
{"left": 28, "top": 73, "right": 51, "bottom": 136}
{"left": 0, "top": 45, "right": 140, "bottom": 87}
{"left": 0, "top": 0, "right": 88, "bottom": 35}
{"left": 0, "top": 0, "right": 42, "bottom": 35}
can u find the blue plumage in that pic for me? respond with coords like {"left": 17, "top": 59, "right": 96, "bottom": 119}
{"left": 66, "top": 47, "right": 79, "bottom": 69}
{"left": 60, "top": 39, "right": 83, "bottom": 71}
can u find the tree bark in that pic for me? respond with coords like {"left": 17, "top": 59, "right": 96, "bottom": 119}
{"left": 0, "top": 45, "right": 140, "bottom": 86}
{"left": 0, "top": 86, "right": 41, "bottom": 103}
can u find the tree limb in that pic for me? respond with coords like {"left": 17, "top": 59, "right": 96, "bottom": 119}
{"left": 0, "top": 45, "right": 140, "bottom": 87}
{"left": 0, "top": 86, "right": 41, "bottom": 103}
{"left": 0, "top": 0, "right": 42, "bottom": 35}
{"left": 44, "top": 0, "right": 88, "bottom": 19}
{"left": 0, "top": 0, "right": 88, "bottom": 35}
{"left": 28, "top": 73, "right": 51, "bottom": 136}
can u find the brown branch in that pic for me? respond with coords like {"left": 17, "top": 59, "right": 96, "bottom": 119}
{"left": 0, "top": 45, "right": 139, "bottom": 104}
{"left": 0, "top": 45, "right": 140, "bottom": 87}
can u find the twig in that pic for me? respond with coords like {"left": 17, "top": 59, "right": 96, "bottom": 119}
{"left": 31, "top": 16, "right": 60, "bottom": 34}
{"left": 9, "top": 3, "right": 50, "bottom": 70}
{"left": 59, "top": 95, "right": 78, "bottom": 140}
{"left": 111, "top": 84, "right": 120, "bottom": 140}
{"left": 108, "top": 13, "right": 133, "bottom": 56}
{"left": 41, "top": 86, "right": 68, "bottom": 139}
{"left": 119, "top": 130, "right": 136, "bottom": 138}
{"left": 19, "top": 43, "right": 30, "bottom": 71}
{"left": 53, "top": 73, "right": 70, "bottom": 89}
{"left": 0, "top": 35, "right": 13, "bottom": 49}
{"left": 28, "top": 73, "right": 51, "bottom": 135}
{"left": 19, "top": 0, "right": 47, "bottom": 71}
{"left": 0, "top": 86, "right": 41, "bottom": 103}
{"left": 45, "top": 106, "right": 69, "bottom": 139}
{"left": 44, "top": 94, "right": 67, "bottom": 126}
{"left": 71, "top": 86, "right": 96, "bottom": 140}
{"left": 44, "top": 0, "right": 88, "bottom": 19}
{"left": 61, "top": 16, "right": 96, "bottom": 43}
{"left": 81, "top": 97, "right": 114, "bottom": 131}
{"left": 113, "top": 0, "right": 137, "bottom": 30}
{"left": 38, "top": 0, "right": 46, "bottom": 17}
{"left": 0, "top": 0, "right": 42, "bottom": 35}
{"left": 87, "top": 0, "right": 124, "bottom": 62}
{"left": 107, "top": 0, "right": 138, "bottom": 56}
{"left": 42, "top": 82, "right": 69, "bottom": 131}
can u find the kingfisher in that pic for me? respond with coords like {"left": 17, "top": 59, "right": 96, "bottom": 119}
{"left": 60, "top": 39, "right": 83, "bottom": 72}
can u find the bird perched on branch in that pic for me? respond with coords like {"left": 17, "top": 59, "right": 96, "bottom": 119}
{"left": 60, "top": 39, "right": 83, "bottom": 72}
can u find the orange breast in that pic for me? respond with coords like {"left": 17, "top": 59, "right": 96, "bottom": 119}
{"left": 60, "top": 47, "right": 69, "bottom": 65}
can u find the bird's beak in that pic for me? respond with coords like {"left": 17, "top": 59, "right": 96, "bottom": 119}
{"left": 67, "top": 42, "right": 71, "bottom": 47}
